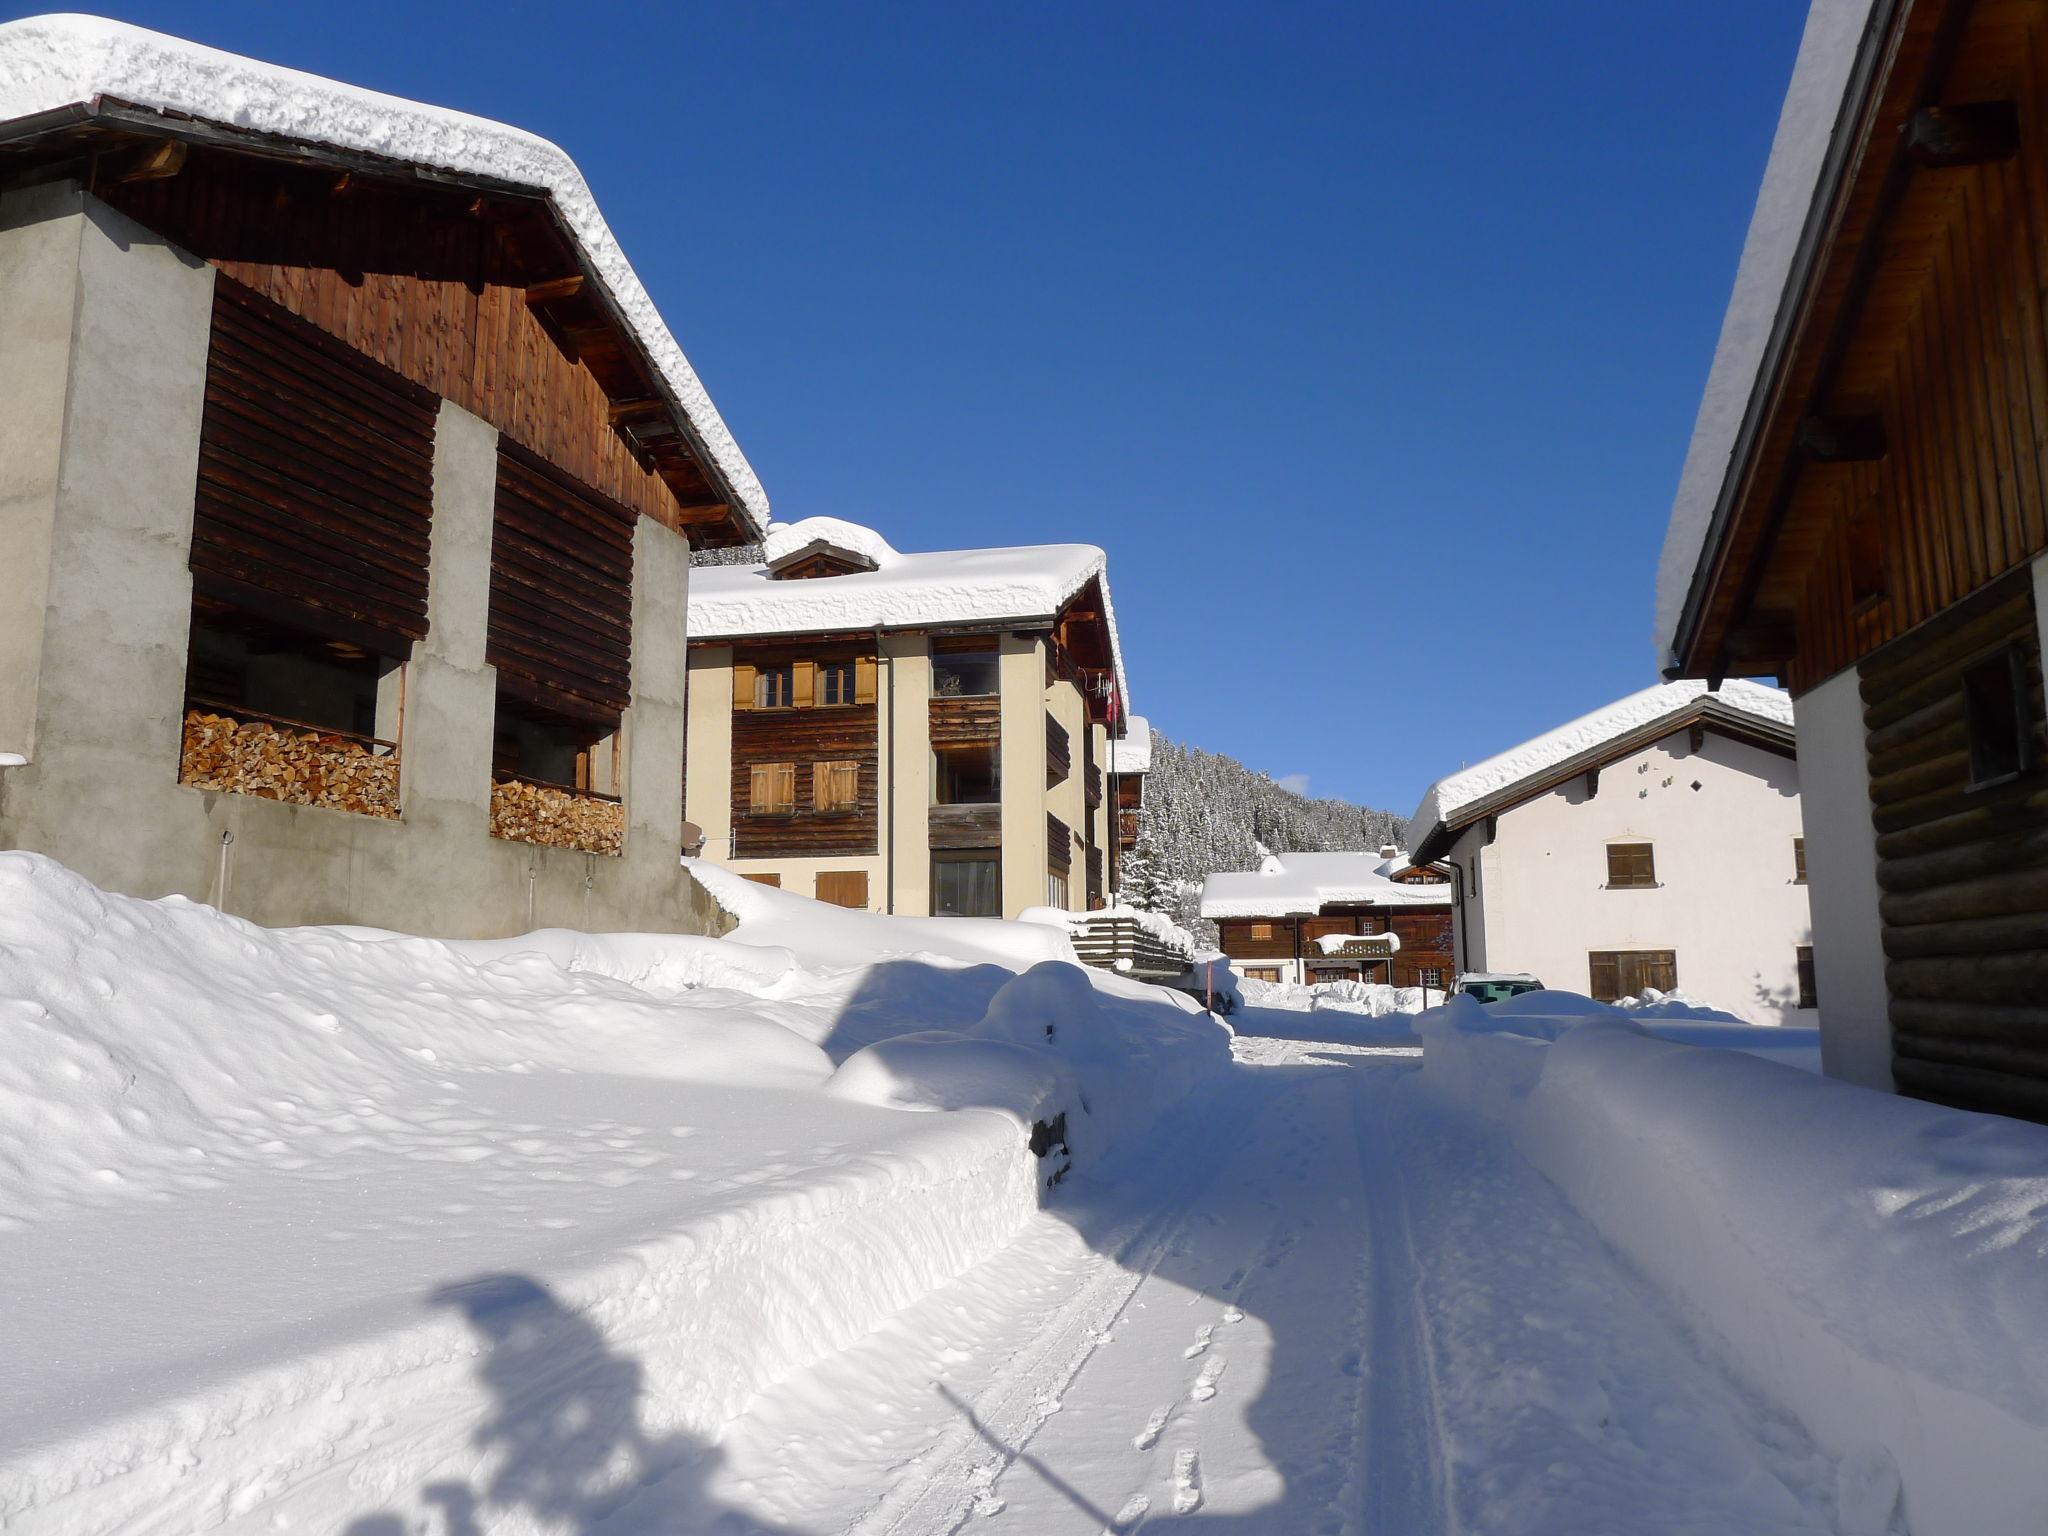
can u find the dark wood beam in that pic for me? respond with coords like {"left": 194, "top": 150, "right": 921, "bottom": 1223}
{"left": 115, "top": 137, "right": 187, "bottom": 184}
{"left": 1906, "top": 101, "right": 2019, "bottom": 168}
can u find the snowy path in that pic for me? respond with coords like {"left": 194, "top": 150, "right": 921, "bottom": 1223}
{"left": 704, "top": 1038, "right": 1835, "bottom": 1535}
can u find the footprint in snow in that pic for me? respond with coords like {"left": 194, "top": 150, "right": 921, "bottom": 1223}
{"left": 1172, "top": 1449, "right": 1202, "bottom": 1514}
{"left": 1133, "top": 1406, "right": 1170, "bottom": 1450}
{"left": 1222, "top": 1305, "right": 1245, "bottom": 1324}
{"left": 1182, "top": 1325, "right": 1213, "bottom": 1360}
{"left": 1190, "top": 1358, "right": 1225, "bottom": 1402}
{"left": 1104, "top": 1493, "right": 1150, "bottom": 1533}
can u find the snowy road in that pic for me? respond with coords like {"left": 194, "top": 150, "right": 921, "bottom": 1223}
{"left": 702, "top": 1036, "right": 1836, "bottom": 1535}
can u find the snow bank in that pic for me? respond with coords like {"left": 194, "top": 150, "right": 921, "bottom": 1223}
{"left": 1406, "top": 679, "right": 1794, "bottom": 849}
{"left": 1420, "top": 995, "right": 2048, "bottom": 1536}
{"left": 0, "top": 14, "right": 769, "bottom": 538}
{"left": 0, "top": 855, "right": 1229, "bottom": 1530}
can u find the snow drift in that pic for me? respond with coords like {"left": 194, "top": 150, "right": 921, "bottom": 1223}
{"left": 0, "top": 853, "right": 1229, "bottom": 1532}
{"left": 1421, "top": 993, "right": 2048, "bottom": 1536}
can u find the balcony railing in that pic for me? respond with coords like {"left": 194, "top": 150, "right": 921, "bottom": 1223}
{"left": 1085, "top": 761, "right": 1103, "bottom": 808}
{"left": 930, "top": 801, "right": 1002, "bottom": 849}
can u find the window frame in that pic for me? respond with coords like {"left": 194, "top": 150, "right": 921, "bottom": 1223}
{"left": 1796, "top": 944, "right": 1818, "bottom": 1010}
{"left": 1964, "top": 646, "right": 2034, "bottom": 792}
{"left": 1605, "top": 841, "right": 1658, "bottom": 890}
{"left": 931, "top": 651, "right": 1001, "bottom": 700}
{"left": 931, "top": 849, "right": 1003, "bottom": 919}
{"left": 1793, "top": 836, "right": 1807, "bottom": 884}
{"left": 817, "top": 659, "right": 857, "bottom": 708}
{"left": 755, "top": 664, "right": 796, "bottom": 710}
{"left": 1047, "top": 866, "right": 1070, "bottom": 910}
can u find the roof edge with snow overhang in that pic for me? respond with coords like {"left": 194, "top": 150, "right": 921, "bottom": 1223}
{"left": 1198, "top": 849, "right": 1451, "bottom": 921}
{"left": 0, "top": 13, "right": 770, "bottom": 543}
{"left": 1653, "top": 0, "right": 1885, "bottom": 669}
{"left": 1405, "top": 680, "right": 1797, "bottom": 865}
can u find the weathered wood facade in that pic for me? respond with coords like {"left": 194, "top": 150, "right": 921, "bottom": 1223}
{"left": 1214, "top": 906, "right": 1455, "bottom": 990}
{"left": 728, "top": 641, "right": 881, "bottom": 859}
{"left": 1665, "top": 0, "right": 2048, "bottom": 1114}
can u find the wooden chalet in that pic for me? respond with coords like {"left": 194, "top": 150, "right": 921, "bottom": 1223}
{"left": 0, "top": 17, "right": 764, "bottom": 937}
{"left": 1660, "top": 0, "right": 2048, "bottom": 1114}
{"left": 684, "top": 518, "right": 1136, "bottom": 918}
{"left": 1200, "top": 848, "right": 1455, "bottom": 990}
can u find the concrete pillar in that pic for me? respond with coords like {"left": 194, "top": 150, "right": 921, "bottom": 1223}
{"left": 884, "top": 633, "right": 932, "bottom": 914}
{"left": 0, "top": 187, "right": 217, "bottom": 898}
{"left": 684, "top": 645, "right": 735, "bottom": 860}
{"left": 397, "top": 401, "right": 498, "bottom": 837}
{"left": 1794, "top": 666, "right": 1892, "bottom": 1090}
{"left": 999, "top": 633, "right": 1048, "bottom": 916}
{"left": 0, "top": 183, "right": 81, "bottom": 765}
{"left": 625, "top": 516, "right": 689, "bottom": 857}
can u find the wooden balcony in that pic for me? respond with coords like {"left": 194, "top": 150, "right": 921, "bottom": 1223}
{"left": 1068, "top": 912, "right": 1194, "bottom": 981}
{"left": 1086, "top": 843, "right": 1104, "bottom": 906}
{"left": 929, "top": 801, "right": 1002, "bottom": 849}
{"left": 930, "top": 694, "right": 1000, "bottom": 745}
{"left": 1046, "top": 714, "right": 1071, "bottom": 785}
{"left": 1048, "top": 811, "right": 1071, "bottom": 872}
{"left": 1085, "top": 761, "right": 1103, "bottom": 809}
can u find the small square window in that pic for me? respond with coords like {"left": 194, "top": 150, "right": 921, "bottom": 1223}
{"left": 819, "top": 660, "right": 856, "bottom": 706}
{"left": 1251, "top": 921, "right": 1275, "bottom": 941}
{"left": 1796, "top": 945, "right": 1818, "bottom": 1010}
{"left": 1964, "top": 648, "right": 2033, "bottom": 790}
{"left": 1606, "top": 842, "right": 1657, "bottom": 889}
{"left": 756, "top": 665, "right": 795, "bottom": 709}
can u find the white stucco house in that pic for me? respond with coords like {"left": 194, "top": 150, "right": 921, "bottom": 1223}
{"left": 1406, "top": 682, "right": 1815, "bottom": 1025}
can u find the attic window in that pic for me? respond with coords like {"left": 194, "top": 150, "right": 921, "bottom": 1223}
{"left": 766, "top": 540, "right": 880, "bottom": 580}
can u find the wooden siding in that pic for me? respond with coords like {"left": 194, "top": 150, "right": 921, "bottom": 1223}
{"left": 193, "top": 277, "right": 437, "bottom": 651}
{"left": 730, "top": 702, "right": 880, "bottom": 858}
{"left": 1048, "top": 813, "right": 1072, "bottom": 874}
{"left": 488, "top": 440, "right": 636, "bottom": 725}
{"left": 1389, "top": 909, "right": 1456, "bottom": 989}
{"left": 213, "top": 261, "right": 709, "bottom": 534}
{"left": 1046, "top": 715, "right": 1071, "bottom": 784}
{"left": 1217, "top": 907, "right": 1455, "bottom": 988}
{"left": 930, "top": 695, "right": 1001, "bottom": 745}
{"left": 1214, "top": 919, "right": 1301, "bottom": 962}
{"left": 1864, "top": 571, "right": 2048, "bottom": 1119}
{"left": 930, "top": 803, "right": 1003, "bottom": 849}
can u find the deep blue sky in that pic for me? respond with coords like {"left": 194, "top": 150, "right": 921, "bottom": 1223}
{"left": 30, "top": 2, "right": 1808, "bottom": 815}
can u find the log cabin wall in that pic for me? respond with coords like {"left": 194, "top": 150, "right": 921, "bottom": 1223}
{"left": 728, "top": 642, "right": 880, "bottom": 858}
{"left": 1388, "top": 909, "right": 1456, "bottom": 988}
{"left": 211, "top": 261, "right": 696, "bottom": 534}
{"left": 1862, "top": 569, "right": 2048, "bottom": 1118}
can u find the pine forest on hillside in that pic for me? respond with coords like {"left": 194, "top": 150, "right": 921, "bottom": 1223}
{"left": 1119, "top": 727, "right": 1405, "bottom": 946}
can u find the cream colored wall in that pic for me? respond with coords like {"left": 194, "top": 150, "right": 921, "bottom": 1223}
{"left": 724, "top": 854, "right": 887, "bottom": 907}
{"left": 884, "top": 633, "right": 932, "bottom": 915}
{"left": 998, "top": 634, "right": 1049, "bottom": 916}
{"left": 1793, "top": 665, "right": 1891, "bottom": 1086}
{"left": 683, "top": 647, "right": 734, "bottom": 858}
{"left": 1469, "top": 728, "right": 1812, "bottom": 1024}
{"left": 1046, "top": 669, "right": 1088, "bottom": 912}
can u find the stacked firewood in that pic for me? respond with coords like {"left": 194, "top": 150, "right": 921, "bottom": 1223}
{"left": 489, "top": 778, "right": 625, "bottom": 856}
{"left": 180, "top": 710, "right": 400, "bottom": 818}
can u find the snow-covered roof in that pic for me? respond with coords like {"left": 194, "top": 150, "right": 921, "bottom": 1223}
{"left": 691, "top": 516, "right": 1131, "bottom": 716}
{"left": 1200, "top": 850, "right": 1450, "bottom": 920}
{"left": 0, "top": 14, "right": 769, "bottom": 541}
{"left": 1107, "top": 716, "right": 1152, "bottom": 776}
{"left": 1654, "top": 0, "right": 1877, "bottom": 663}
{"left": 1405, "top": 679, "right": 1796, "bottom": 857}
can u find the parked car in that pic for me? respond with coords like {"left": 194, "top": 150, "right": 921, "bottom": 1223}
{"left": 1454, "top": 972, "right": 1544, "bottom": 1005}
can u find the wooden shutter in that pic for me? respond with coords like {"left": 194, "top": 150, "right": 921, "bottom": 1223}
{"left": 793, "top": 660, "right": 817, "bottom": 709}
{"left": 750, "top": 761, "right": 794, "bottom": 815}
{"left": 733, "top": 663, "right": 758, "bottom": 712}
{"left": 816, "top": 870, "right": 868, "bottom": 909}
{"left": 1793, "top": 837, "right": 1807, "bottom": 883}
{"left": 1644, "top": 951, "right": 1678, "bottom": 993}
{"left": 856, "top": 657, "right": 878, "bottom": 705}
{"left": 1606, "top": 843, "right": 1656, "bottom": 888}
{"left": 489, "top": 439, "right": 636, "bottom": 727}
{"left": 1589, "top": 952, "right": 1620, "bottom": 1001}
{"left": 193, "top": 277, "right": 437, "bottom": 654}
{"left": 742, "top": 872, "right": 781, "bottom": 888}
{"left": 813, "top": 760, "right": 858, "bottom": 813}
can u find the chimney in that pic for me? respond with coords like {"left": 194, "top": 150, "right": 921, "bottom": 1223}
{"left": 1379, "top": 844, "right": 1399, "bottom": 860}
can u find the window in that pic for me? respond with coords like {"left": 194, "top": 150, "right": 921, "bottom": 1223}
{"left": 1245, "top": 967, "right": 1283, "bottom": 984}
{"left": 1251, "top": 921, "right": 1276, "bottom": 941}
{"left": 933, "top": 652, "right": 999, "bottom": 698}
{"left": 816, "top": 870, "right": 868, "bottom": 909}
{"left": 933, "top": 744, "right": 1000, "bottom": 805}
{"left": 813, "top": 760, "right": 859, "bottom": 814}
{"left": 1418, "top": 967, "right": 1444, "bottom": 989}
{"left": 1964, "top": 647, "right": 2033, "bottom": 790}
{"left": 1047, "top": 867, "right": 1070, "bottom": 909}
{"left": 749, "top": 761, "right": 795, "bottom": 816}
{"left": 933, "top": 852, "right": 1002, "bottom": 917}
{"left": 818, "top": 660, "right": 856, "bottom": 706}
{"left": 755, "top": 664, "right": 795, "bottom": 709}
{"left": 1796, "top": 945, "right": 1818, "bottom": 1010}
{"left": 1793, "top": 836, "right": 1807, "bottom": 884}
{"left": 1588, "top": 950, "right": 1678, "bottom": 1002}
{"left": 1606, "top": 841, "right": 1657, "bottom": 889}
